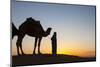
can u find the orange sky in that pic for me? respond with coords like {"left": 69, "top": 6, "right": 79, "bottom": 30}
{"left": 12, "top": 35, "right": 95, "bottom": 57}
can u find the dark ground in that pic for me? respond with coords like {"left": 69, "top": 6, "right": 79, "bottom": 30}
{"left": 12, "top": 54, "right": 96, "bottom": 66}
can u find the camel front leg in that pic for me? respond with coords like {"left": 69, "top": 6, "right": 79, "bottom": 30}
{"left": 38, "top": 37, "right": 42, "bottom": 54}
{"left": 33, "top": 37, "right": 38, "bottom": 54}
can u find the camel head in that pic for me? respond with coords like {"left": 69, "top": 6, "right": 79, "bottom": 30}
{"left": 44, "top": 27, "right": 52, "bottom": 37}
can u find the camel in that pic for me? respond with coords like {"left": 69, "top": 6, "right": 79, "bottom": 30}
{"left": 15, "top": 17, "right": 52, "bottom": 55}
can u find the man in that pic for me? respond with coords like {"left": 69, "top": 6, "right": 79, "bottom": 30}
{"left": 51, "top": 32, "right": 57, "bottom": 56}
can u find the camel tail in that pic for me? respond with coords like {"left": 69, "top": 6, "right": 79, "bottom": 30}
{"left": 12, "top": 23, "right": 19, "bottom": 39}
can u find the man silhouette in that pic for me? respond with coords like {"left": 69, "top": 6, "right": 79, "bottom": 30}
{"left": 51, "top": 32, "right": 57, "bottom": 56}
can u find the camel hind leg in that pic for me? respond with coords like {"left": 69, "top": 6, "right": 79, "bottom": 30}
{"left": 16, "top": 34, "right": 25, "bottom": 55}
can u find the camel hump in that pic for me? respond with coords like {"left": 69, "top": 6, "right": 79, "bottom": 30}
{"left": 26, "top": 17, "right": 43, "bottom": 29}
{"left": 19, "top": 17, "right": 44, "bottom": 33}
{"left": 24, "top": 17, "right": 41, "bottom": 26}
{"left": 26, "top": 17, "right": 36, "bottom": 22}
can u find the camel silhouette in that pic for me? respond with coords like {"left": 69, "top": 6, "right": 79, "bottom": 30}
{"left": 15, "top": 17, "right": 52, "bottom": 55}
